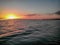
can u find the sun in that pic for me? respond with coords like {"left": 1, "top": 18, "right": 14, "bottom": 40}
{"left": 5, "top": 14, "right": 19, "bottom": 19}
{"left": 6, "top": 15, "right": 18, "bottom": 19}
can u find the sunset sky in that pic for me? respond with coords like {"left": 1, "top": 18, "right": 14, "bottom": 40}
{"left": 0, "top": 0, "right": 60, "bottom": 19}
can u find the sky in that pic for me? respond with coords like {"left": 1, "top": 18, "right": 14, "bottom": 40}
{"left": 0, "top": 0, "right": 60, "bottom": 13}
{"left": 0, "top": 0, "right": 60, "bottom": 19}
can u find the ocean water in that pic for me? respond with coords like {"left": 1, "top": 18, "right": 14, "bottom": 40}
{"left": 0, "top": 19, "right": 60, "bottom": 45}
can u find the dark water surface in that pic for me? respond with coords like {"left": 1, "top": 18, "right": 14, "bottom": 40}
{"left": 0, "top": 19, "right": 60, "bottom": 45}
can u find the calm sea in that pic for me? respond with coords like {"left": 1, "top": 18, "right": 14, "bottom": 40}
{"left": 0, "top": 19, "right": 60, "bottom": 45}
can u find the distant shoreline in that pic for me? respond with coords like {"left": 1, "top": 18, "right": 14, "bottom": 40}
{"left": 0, "top": 19, "right": 60, "bottom": 21}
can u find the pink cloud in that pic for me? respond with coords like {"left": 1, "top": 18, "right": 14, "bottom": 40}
{"left": 24, "top": 14, "right": 60, "bottom": 19}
